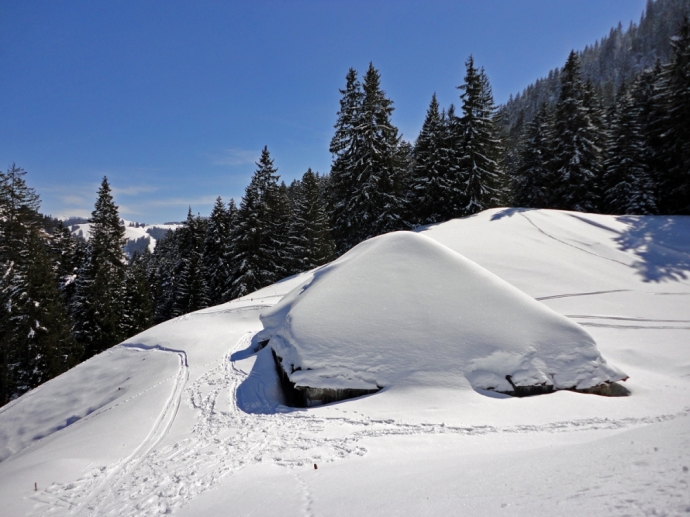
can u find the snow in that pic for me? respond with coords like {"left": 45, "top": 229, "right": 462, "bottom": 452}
{"left": 1, "top": 208, "right": 689, "bottom": 516}
{"left": 68, "top": 219, "right": 181, "bottom": 252}
{"left": 261, "top": 231, "right": 626, "bottom": 394}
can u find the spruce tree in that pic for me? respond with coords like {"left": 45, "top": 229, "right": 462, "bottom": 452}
{"left": 635, "top": 63, "right": 665, "bottom": 202}
{"left": 49, "top": 221, "right": 86, "bottom": 308}
{"left": 269, "top": 181, "right": 292, "bottom": 277}
{"left": 329, "top": 64, "right": 408, "bottom": 253}
{"left": 122, "top": 250, "right": 154, "bottom": 337}
{"left": 172, "top": 208, "right": 210, "bottom": 317}
{"left": 204, "top": 197, "right": 233, "bottom": 305}
{"left": 457, "top": 56, "right": 505, "bottom": 215}
{"left": 513, "top": 103, "right": 555, "bottom": 208}
{"left": 550, "top": 51, "right": 602, "bottom": 212}
{"left": 0, "top": 165, "right": 78, "bottom": 404}
{"left": 71, "top": 177, "right": 127, "bottom": 358}
{"left": 409, "top": 94, "right": 459, "bottom": 225}
{"left": 602, "top": 82, "right": 657, "bottom": 214}
{"left": 290, "top": 169, "right": 336, "bottom": 271}
{"left": 16, "top": 230, "right": 80, "bottom": 391}
{"left": 229, "top": 147, "right": 284, "bottom": 298}
{"left": 150, "top": 229, "right": 180, "bottom": 323}
{"left": 655, "top": 15, "right": 690, "bottom": 214}
{"left": 583, "top": 79, "right": 607, "bottom": 208}
{"left": 329, "top": 68, "right": 364, "bottom": 252}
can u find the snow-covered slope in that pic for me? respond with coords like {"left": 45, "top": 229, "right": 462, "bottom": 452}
{"left": 1, "top": 209, "right": 689, "bottom": 516}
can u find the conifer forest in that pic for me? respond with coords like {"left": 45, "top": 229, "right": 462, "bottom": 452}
{"left": 1, "top": 0, "right": 689, "bottom": 406}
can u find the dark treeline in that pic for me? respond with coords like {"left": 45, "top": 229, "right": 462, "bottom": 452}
{"left": 2, "top": 6, "right": 689, "bottom": 406}
{"left": 510, "top": 14, "right": 690, "bottom": 215}
{"left": 0, "top": 162, "right": 337, "bottom": 405}
{"left": 501, "top": 0, "right": 690, "bottom": 126}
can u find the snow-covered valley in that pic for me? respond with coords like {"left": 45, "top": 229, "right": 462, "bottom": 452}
{"left": 1, "top": 208, "right": 689, "bottom": 516}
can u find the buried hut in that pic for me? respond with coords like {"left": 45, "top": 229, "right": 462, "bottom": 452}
{"left": 256, "top": 232, "right": 628, "bottom": 407}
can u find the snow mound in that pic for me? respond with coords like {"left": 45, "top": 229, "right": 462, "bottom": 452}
{"left": 260, "top": 231, "right": 627, "bottom": 397}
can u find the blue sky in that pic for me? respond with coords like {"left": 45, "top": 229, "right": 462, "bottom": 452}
{"left": 0, "top": 0, "right": 647, "bottom": 223}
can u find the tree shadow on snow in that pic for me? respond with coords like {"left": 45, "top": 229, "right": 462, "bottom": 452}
{"left": 614, "top": 215, "right": 690, "bottom": 282}
{"left": 489, "top": 207, "right": 534, "bottom": 221}
{"left": 489, "top": 208, "right": 690, "bottom": 283}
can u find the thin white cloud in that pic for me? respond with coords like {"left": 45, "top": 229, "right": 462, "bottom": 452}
{"left": 112, "top": 185, "right": 159, "bottom": 196}
{"left": 59, "top": 194, "right": 91, "bottom": 206}
{"left": 149, "top": 195, "right": 218, "bottom": 207}
{"left": 42, "top": 182, "right": 153, "bottom": 221}
{"left": 117, "top": 204, "right": 142, "bottom": 216}
{"left": 210, "top": 148, "right": 259, "bottom": 167}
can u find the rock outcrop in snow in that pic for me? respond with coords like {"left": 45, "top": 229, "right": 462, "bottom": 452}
{"left": 259, "top": 231, "right": 628, "bottom": 405}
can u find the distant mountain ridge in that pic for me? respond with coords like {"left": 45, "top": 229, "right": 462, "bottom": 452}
{"left": 500, "top": 0, "right": 690, "bottom": 129}
{"left": 66, "top": 218, "right": 181, "bottom": 256}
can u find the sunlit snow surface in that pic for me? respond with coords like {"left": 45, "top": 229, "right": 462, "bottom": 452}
{"left": 261, "top": 231, "right": 626, "bottom": 393}
{"left": 1, "top": 208, "right": 689, "bottom": 516}
{"left": 68, "top": 220, "right": 180, "bottom": 253}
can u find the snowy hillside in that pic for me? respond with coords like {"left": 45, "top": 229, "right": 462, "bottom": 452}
{"left": 67, "top": 219, "right": 180, "bottom": 254}
{"left": 1, "top": 208, "right": 689, "bottom": 516}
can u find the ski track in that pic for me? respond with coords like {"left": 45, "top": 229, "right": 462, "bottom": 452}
{"left": 579, "top": 322, "right": 690, "bottom": 330}
{"left": 536, "top": 290, "right": 690, "bottom": 301}
{"left": 520, "top": 212, "right": 633, "bottom": 267}
{"left": 567, "top": 315, "right": 690, "bottom": 323}
{"left": 567, "top": 314, "right": 690, "bottom": 330}
{"left": 536, "top": 290, "right": 632, "bottom": 301}
{"left": 28, "top": 331, "right": 690, "bottom": 517}
{"left": 29, "top": 348, "right": 189, "bottom": 517}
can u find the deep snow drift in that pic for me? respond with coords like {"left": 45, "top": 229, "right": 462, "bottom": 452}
{"left": 261, "top": 231, "right": 627, "bottom": 398}
{"left": 0, "top": 208, "right": 688, "bottom": 517}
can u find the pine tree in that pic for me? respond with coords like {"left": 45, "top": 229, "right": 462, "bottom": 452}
{"left": 513, "top": 103, "right": 556, "bottom": 208}
{"left": 269, "top": 181, "right": 292, "bottom": 278}
{"left": 150, "top": 229, "right": 180, "bottom": 323}
{"left": 583, "top": 79, "right": 608, "bottom": 208}
{"left": 550, "top": 51, "right": 602, "bottom": 212}
{"left": 16, "top": 230, "right": 80, "bottom": 392}
{"left": 602, "top": 82, "right": 657, "bottom": 214}
{"left": 290, "top": 169, "right": 336, "bottom": 272}
{"left": 172, "top": 208, "right": 210, "bottom": 317}
{"left": 229, "top": 147, "right": 284, "bottom": 298}
{"left": 121, "top": 250, "right": 154, "bottom": 338}
{"left": 409, "top": 94, "right": 459, "bottom": 225}
{"left": 655, "top": 15, "right": 690, "bottom": 214}
{"left": 329, "top": 64, "right": 408, "bottom": 253}
{"left": 503, "top": 108, "right": 526, "bottom": 196}
{"left": 0, "top": 165, "right": 78, "bottom": 405}
{"left": 457, "top": 56, "right": 505, "bottom": 215}
{"left": 636, "top": 62, "right": 665, "bottom": 202}
{"left": 71, "top": 177, "right": 127, "bottom": 358}
{"left": 204, "top": 197, "right": 233, "bottom": 305}
{"left": 329, "top": 68, "right": 364, "bottom": 252}
{"left": 49, "top": 221, "right": 85, "bottom": 308}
